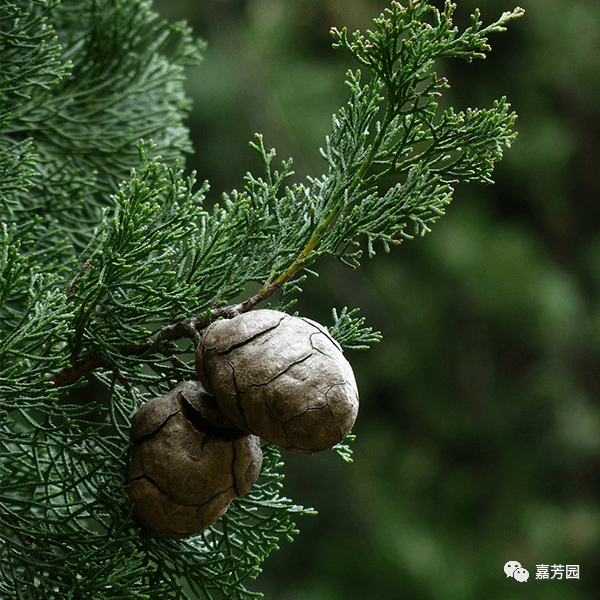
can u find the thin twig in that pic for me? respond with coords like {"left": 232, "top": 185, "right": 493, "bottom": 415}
{"left": 43, "top": 297, "right": 269, "bottom": 388}
{"left": 47, "top": 357, "right": 107, "bottom": 386}
{"left": 66, "top": 258, "right": 93, "bottom": 299}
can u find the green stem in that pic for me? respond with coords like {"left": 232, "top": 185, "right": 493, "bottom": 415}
{"left": 241, "top": 106, "right": 394, "bottom": 311}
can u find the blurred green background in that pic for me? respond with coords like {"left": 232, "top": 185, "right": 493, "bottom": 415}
{"left": 152, "top": 0, "right": 600, "bottom": 598}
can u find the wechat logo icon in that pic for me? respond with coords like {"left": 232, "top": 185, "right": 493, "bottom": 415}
{"left": 504, "top": 561, "right": 529, "bottom": 582}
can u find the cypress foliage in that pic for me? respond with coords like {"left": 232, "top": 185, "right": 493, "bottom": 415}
{"left": 0, "top": 1, "right": 523, "bottom": 597}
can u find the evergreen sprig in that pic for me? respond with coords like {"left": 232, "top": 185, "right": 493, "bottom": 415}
{"left": 0, "top": 1, "right": 523, "bottom": 598}
{"left": 0, "top": 222, "right": 73, "bottom": 413}
{"left": 211, "top": 1, "right": 525, "bottom": 314}
{"left": 68, "top": 142, "right": 207, "bottom": 366}
{"left": 0, "top": 0, "right": 70, "bottom": 122}
{"left": 1, "top": 0, "right": 205, "bottom": 256}
{"left": 329, "top": 306, "right": 383, "bottom": 351}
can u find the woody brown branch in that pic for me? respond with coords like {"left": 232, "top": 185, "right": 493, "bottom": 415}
{"left": 44, "top": 291, "right": 277, "bottom": 388}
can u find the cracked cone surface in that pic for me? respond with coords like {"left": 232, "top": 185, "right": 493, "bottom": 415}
{"left": 197, "top": 309, "right": 359, "bottom": 453}
{"left": 129, "top": 382, "right": 262, "bottom": 538}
